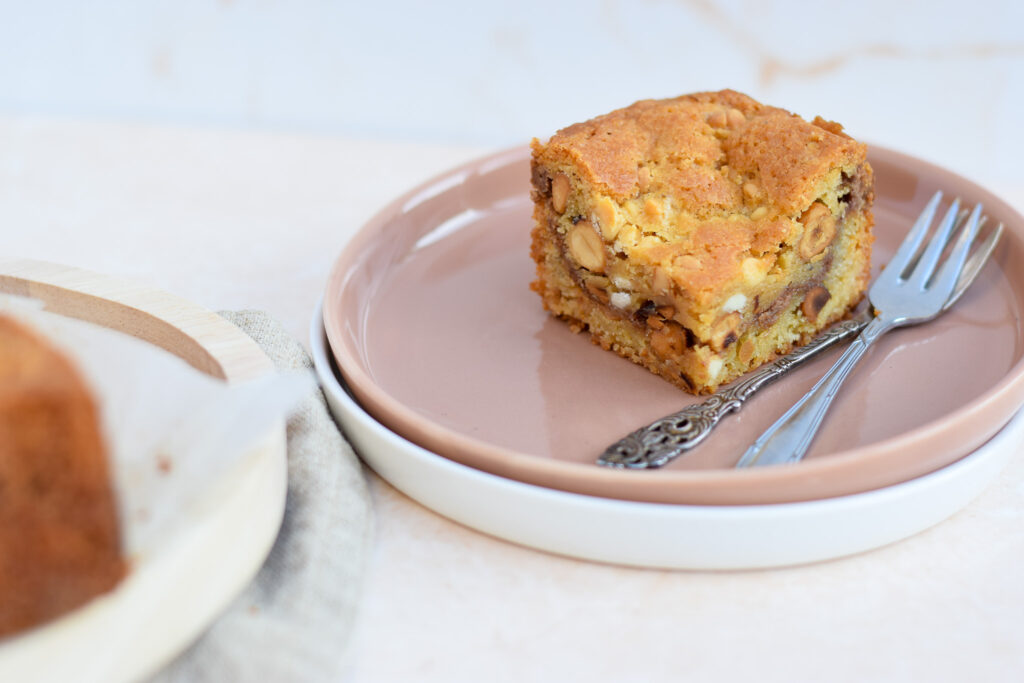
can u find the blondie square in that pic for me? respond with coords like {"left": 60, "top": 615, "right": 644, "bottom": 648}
{"left": 530, "top": 89, "right": 874, "bottom": 393}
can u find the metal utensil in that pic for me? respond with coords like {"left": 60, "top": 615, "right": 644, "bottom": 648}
{"left": 737, "top": 192, "right": 994, "bottom": 468}
{"left": 598, "top": 200, "right": 1001, "bottom": 469}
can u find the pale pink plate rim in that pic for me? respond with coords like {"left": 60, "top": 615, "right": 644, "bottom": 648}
{"left": 323, "top": 144, "right": 1024, "bottom": 505}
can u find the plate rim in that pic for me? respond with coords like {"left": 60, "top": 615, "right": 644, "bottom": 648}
{"left": 312, "top": 302, "right": 1021, "bottom": 569}
{"left": 323, "top": 144, "right": 1024, "bottom": 505}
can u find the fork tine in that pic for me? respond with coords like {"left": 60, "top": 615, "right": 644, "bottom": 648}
{"left": 904, "top": 207, "right": 971, "bottom": 273}
{"left": 906, "top": 197, "right": 962, "bottom": 287}
{"left": 929, "top": 203, "right": 983, "bottom": 299}
{"left": 887, "top": 191, "right": 943, "bottom": 278}
{"left": 945, "top": 218, "right": 1001, "bottom": 310}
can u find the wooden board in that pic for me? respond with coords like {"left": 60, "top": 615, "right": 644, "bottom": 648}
{"left": 0, "top": 259, "right": 287, "bottom": 683}
{"left": 0, "top": 259, "right": 272, "bottom": 381}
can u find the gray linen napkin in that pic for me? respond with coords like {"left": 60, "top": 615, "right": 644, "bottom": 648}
{"left": 151, "top": 310, "right": 373, "bottom": 682}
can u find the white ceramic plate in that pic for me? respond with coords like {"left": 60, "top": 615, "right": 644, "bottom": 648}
{"left": 0, "top": 261, "right": 286, "bottom": 683}
{"left": 312, "top": 300, "right": 1020, "bottom": 569}
{"left": 322, "top": 144, "right": 1024, "bottom": 506}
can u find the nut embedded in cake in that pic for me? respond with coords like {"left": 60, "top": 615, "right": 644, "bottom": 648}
{"left": 529, "top": 89, "right": 874, "bottom": 393}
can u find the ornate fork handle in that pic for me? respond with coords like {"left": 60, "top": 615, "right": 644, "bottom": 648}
{"left": 597, "top": 311, "right": 870, "bottom": 469}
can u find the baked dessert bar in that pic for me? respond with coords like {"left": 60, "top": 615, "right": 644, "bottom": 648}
{"left": 530, "top": 89, "right": 874, "bottom": 393}
{"left": 0, "top": 314, "right": 125, "bottom": 637}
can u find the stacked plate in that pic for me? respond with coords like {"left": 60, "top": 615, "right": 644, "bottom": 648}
{"left": 313, "top": 146, "right": 1024, "bottom": 569}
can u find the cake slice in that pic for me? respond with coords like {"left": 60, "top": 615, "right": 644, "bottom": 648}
{"left": 530, "top": 89, "right": 874, "bottom": 393}
{"left": 0, "top": 314, "right": 125, "bottom": 637}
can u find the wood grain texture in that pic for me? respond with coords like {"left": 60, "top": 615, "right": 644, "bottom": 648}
{"left": 0, "top": 259, "right": 273, "bottom": 382}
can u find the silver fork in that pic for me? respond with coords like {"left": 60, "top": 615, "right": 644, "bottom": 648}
{"left": 736, "top": 192, "right": 986, "bottom": 468}
{"left": 596, "top": 207, "right": 1001, "bottom": 469}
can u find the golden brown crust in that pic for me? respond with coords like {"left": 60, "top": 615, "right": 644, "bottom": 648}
{"left": 538, "top": 89, "right": 866, "bottom": 213}
{"left": 722, "top": 112, "right": 865, "bottom": 215}
{"left": 530, "top": 89, "right": 874, "bottom": 393}
{"left": 0, "top": 315, "right": 125, "bottom": 637}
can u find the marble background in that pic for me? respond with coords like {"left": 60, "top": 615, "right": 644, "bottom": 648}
{"left": 1, "top": 0, "right": 1021, "bottom": 195}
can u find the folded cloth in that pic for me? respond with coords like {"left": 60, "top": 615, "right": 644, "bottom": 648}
{"left": 152, "top": 310, "right": 373, "bottom": 682}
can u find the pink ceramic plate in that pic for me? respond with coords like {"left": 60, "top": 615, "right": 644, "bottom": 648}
{"left": 324, "top": 145, "right": 1024, "bottom": 505}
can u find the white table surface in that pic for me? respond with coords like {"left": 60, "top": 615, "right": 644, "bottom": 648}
{"left": 4, "top": 115, "right": 1024, "bottom": 682}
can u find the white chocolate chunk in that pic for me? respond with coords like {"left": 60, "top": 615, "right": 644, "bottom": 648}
{"left": 707, "top": 357, "right": 724, "bottom": 382}
{"left": 722, "top": 293, "right": 748, "bottom": 313}
{"left": 610, "top": 292, "right": 631, "bottom": 309}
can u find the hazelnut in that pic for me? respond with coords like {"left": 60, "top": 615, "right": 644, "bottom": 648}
{"left": 750, "top": 206, "right": 768, "bottom": 220}
{"left": 798, "top": 201, "right": 837, "bottom": 260}
{"left": 738, "top": 338, "right": 756, "bottom": 364}
{"left": 801, "top": 286, "right": 831, "bottom": 322}
{"left": 567, "top": 220, "right": 606, "bottom": 273}
{"left": 727, "top": 108, "right": 746, "bottom": 128}
{"left": 592, "top": 197, "right": 619, "bottom": 241}
{"left": 799, "top": 201, "right": 830, "bottom": 226}
{"left": 650, "top": 321, "right": 686, "bottom": 360}
{"left": 742, "top": 182, "right": 761, "bottom": 202}
{"left": 710, "top": 312, "right": 741, "bottom": 352}
{"left": 615, "top": 224, "right": 640, "bottom": 249}
{"left": 552, "top": 173, "right": 570, "bottom": 214}
{"left": 585, "top": 278, "right": 610, "bottom": 304}
{"left": 706, "top": 110, "right": 727, "bottom": 128}
{"left": 643, "top": 197, "right": 662, "bottom": 220}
